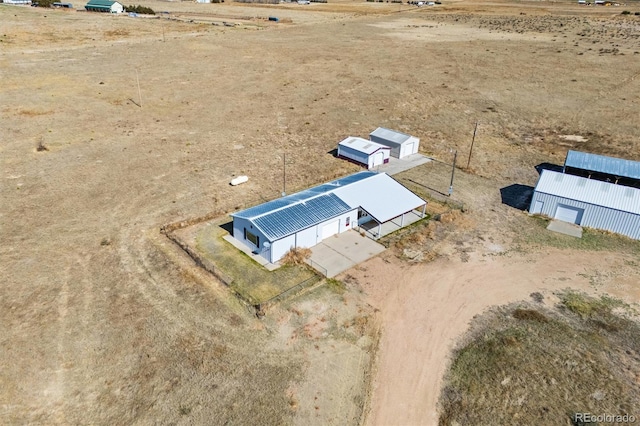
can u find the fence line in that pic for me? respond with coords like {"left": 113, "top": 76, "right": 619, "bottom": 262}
{"left": 258, "top": 275, "right": 323, "bottom": 311}
{"left": 306, "top": 258, "right": 328, "bottom": 277}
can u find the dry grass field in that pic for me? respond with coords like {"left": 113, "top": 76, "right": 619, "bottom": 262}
{"left": 2, "top": 0, "right": 640, "bottom": 424}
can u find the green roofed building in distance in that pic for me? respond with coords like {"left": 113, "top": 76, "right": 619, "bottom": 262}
{"left": 85, "top": 0, "right": 124, "bottom": 13}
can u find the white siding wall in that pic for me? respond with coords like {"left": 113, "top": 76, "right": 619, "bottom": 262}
{"left": 270, "top": 234, "right": 296, "bottom": 263}
{"left": 367, "top": 150, "right": 390, "bottom": 169}
{"left": 232, "top": 217, "right": 270, "bottom": 255}
{"left": 111, "top": 2, "right": 124, "bottom": 12}
{"left": 338, "top": 145, "right": 370, "bottom": 167}
{"left": 371, "top": 135, "right": 420, "bottom": 158}
{"left": 295, "top": 226, "right": 318, "bottom": 248}
{"left": 530, "top": 191, "right": 640, "bottom": 240}
{"left": 268, "top": 209, "right": 358, "bottom": 263}
{"left": 400, "top": 136, "right": 420, "bottom": 158}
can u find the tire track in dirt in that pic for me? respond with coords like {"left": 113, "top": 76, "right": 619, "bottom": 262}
{"left": 358, "top": 250, "right": 640, "bottom": 426}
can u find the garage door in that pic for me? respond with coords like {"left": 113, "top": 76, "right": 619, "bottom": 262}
{"left": 371, "top": 151, "right": 385, "bottom": 168}
{"left": 554, "top": 204, "right": 584, "bottom": 225}
{"left": 404, "top": 142, "right": 415, "bottom": 156}
{"left": 321, "top": 220, "right": 340, "bottom": 240}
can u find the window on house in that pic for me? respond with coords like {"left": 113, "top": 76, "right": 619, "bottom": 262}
{"left": 245, "top": 228, "right": 259, "bottom": 247}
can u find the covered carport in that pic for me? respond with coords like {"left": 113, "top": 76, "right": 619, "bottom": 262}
{"left": 333, "top": 172, "right": 427, "bottom": 239}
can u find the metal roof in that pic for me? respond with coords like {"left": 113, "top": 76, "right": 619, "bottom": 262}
{"left": 253, "top": 194, "right": 352, "bottom": 241}
{"left": 565, "top": 150, "right": 640, "bottom": 180}
{"left": 232, "top": 171, "right": 377, "bottom": 220}
{"left": 369, "top": 127, "right": 413, "bottom": 145}
{"left": 338, "top": 137, "right": 389, "bottom": 155}
{"left": 85, "top": 0, "right": 116, "bottom": 7}
{"left": 535, "top": 169, "right": 640, "bottom": 215}
{"left": 333, "top": 173, "right": 426, "bottom": 223}
{"left": 232, "top": 171, "right": 426, "bottom": 241}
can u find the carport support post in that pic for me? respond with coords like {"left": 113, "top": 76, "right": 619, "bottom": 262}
{"left": 401, "top": 213, "right": 405, "bottom": 227}
{"left": 421, "top": 204, "right": 426, "bottom": 218}
{"left": 377, "top": 222, "right": 381, "bottom": 238}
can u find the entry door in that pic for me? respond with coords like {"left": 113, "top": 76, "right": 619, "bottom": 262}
{"left": 321, "top": 220, "right": 340, "bottom": 240}
{"left": 554, "top": 204, "right": 584, "bottom": 225}
{"left": 532, "top": 200, "right": 544, "bottom": 214}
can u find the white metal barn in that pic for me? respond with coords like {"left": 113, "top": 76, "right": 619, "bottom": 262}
{"left": 529, "top": 170, "right": 640, "bottom": 240}
{"left": 337, "top": 137, "right": 390, "bottom": 169}
{"left": 369, "top": 127, "right": 420, "bottom": 159}
{"left": 231, "top": 171, "right": 427, "bottom": 263}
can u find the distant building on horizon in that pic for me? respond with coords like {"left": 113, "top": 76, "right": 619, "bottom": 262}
{"left": 85, "top": 0, "right": 123, "bottom": 13}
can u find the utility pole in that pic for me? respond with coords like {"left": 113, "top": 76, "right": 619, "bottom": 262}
{"left": 282, "top": 153, "right": 286, "bottom": 197}
{"left": 135, "top": 68, "right": 142, "bottom": 108}
{"left": 467, "top": 121, "right": 478, "bottom": 169}
{"left": 448, "top": 149, "right": 457, "bottom": 196}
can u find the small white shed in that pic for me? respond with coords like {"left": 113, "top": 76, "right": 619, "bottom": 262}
{"left": 369, "top": 127, "right": 420, "bottom": 159}
{"left": 337, "top": 137, "right": 390, "bottom": 170}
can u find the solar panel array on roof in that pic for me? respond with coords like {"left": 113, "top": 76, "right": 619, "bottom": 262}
{"left": 232, "top": 172, "right": 377, "bottom": 220}
{"left": 253, "top": 194, "right": 352, "bottom": 240}
{"left": 331, "top": 171, "right": 377, "bottom": 186}
{"left": 232, "top": 171, "right": 426, "bottom": 241}
{"left": 565, "top": 150, "right": 640, "bottom": 180}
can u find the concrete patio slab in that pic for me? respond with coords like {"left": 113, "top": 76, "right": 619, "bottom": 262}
{"left": 307, "top": 230, "right": 386, "bottom": 277}
{"left": 547, "top": 220, "right": 583, "bottom": 238}
{"left": 376, "top": 154, "right": 431, "bottom": 176}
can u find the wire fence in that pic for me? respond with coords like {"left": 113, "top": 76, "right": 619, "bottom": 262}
{"left": 306, "top": 258, "right": 328, "bottom": 277}
{"left": 257, "top": 275, "right": 323, "bottom": 311}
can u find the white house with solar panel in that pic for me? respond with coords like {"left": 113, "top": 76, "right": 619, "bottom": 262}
{"left": 337, "top": 137, "right": 390, "bottom": 169}
{"left": 530, "top": 150, "right": 640, "bottom": 240}
{"left": 369, "top": 127, "right": 420, "bottom": 159}
{"left": 231, "top": 171, "right": 427, "bottom": 263}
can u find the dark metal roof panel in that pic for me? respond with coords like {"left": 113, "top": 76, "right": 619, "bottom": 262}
{"left": 565, "top": 150, "right": 640, "bottom": 180}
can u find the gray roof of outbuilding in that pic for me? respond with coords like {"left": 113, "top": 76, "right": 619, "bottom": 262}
{"left": 565, "top": 150, "right": 640, "bottom": 180}
{"left": 535, "top": 169, "right": 640, "bottom": 214}
{"left": 370, "top": 127, "right": 413, "bottom": 145}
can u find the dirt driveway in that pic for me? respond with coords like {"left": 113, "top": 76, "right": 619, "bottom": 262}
{"left": 351, "top": 248, "right": 640, "bottom": 426}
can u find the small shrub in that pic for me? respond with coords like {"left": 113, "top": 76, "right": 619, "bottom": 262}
{"left": 326, "top": 278, "right": 345, "bottom": 293}
{"left": 126, "top": 5, "right": 155, "bottom": 14}
{"left": 280, "top": 247, "right": 311, "bottom": 266}
{"left": 621, "top": 10, "right": 631, "bottom": 15}
{"left": 36, "top": 140, "right": 48, "bottom": 152}
{"left": 34, "top": 0, "right": 55, "bottom": 7}
{"left": 530, "top": 292, "right": 544, "bottom": 303}
{"left": 512, "top": 308, "right": 548, "bottom": 323}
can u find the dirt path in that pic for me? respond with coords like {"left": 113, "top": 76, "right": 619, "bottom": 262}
{"left": 355, "top": 249, "right": 640, "bottom": 426}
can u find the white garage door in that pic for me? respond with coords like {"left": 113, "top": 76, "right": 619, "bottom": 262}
{"left": 554, "top": 204, "right": 584, "bottom": 225}
{"left": 371, "top": 151, "right": 385, "bottom": 168}
{"left": 321, "top": 220, "right": 340, "bottom": 240}
{"left": 404, "top": 142, "right": 415, "bottom": 157}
